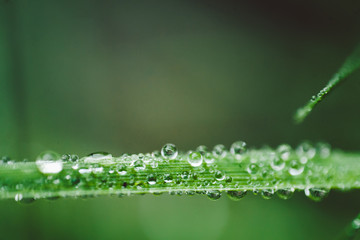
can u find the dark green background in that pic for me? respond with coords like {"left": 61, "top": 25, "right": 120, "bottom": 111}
{"left": 1, "top": 1, "right": 360, "bottom": 239}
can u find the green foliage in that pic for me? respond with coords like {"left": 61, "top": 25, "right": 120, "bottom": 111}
{"left": 1, "top": 142, "right": 360, "bottom": 203}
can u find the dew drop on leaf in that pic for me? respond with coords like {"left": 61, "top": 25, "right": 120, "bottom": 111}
{"left": 270, "top": 154, "right": 285, "bottom": 171}
{"left": 204, "top": 152, "right": 215, "bottom": 164}
{"left": 161, "top": 143, "right": 178, "bottom": 160}
{"left": 277, "top": 144, "right": 292, "bottom": 161}
{"left": 230, "top": 141, "right": 247, "bottom": 156}
{"left": 227, "top": 190, "right": 247, "bottom": 201}
{"left": 288, "top": 160, "right": 304, "bottom": 176}
{"left": 187, "top": 151, "right": 203, "bottom": 167}
{"left": 247, "top": 163, "right": 259, "bottom": 175}
{"left": 276, "top": 188, "right": 295, "bottom": 200}
{"left": 147, "top": 174, "right": 157, "bottom": 185}
{"left": 14, "top": 193, "right": 35, "bottom": 204}
{"left": 212, "top": 144, "right": 227, "bottom": 158}
{"left": 304, "top": 187, "right": 330, "bottom": 202}
{"left": 164, "top": 173, "right": 173, "bottom": 183}
{"left": 36, "top": 151, "right": 63, "bottom": 174}
{"left": 214, "top": 170, "right": 225, "bottom": 181}
{"left": 83, "top": 152, "right": 112, "bottom": 163}
{"left": 206, "top": 190, "right": 222, "bottom": 200}
{"left": 196, "top": 145, "right": 208, "bottom": 155}
{"left": 261, "top": 189, "right": 275, "bottom": 199}
{"left": 133, "top": 160, "right": 146, "bottom": 172}
{"left": 316, "top": 142, "right": 331, "bottom": 158}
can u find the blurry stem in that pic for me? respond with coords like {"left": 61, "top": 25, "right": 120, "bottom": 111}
{"left": 0, "top": 148, "right": 360, "bottom": 201}
{"left": 336, "top": 213, "right": 360, "bottom": 240}
{"left": 294, "top": 43, "right": 360, "bottom": 123}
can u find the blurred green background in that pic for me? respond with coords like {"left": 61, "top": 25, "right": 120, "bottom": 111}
{"left": 1, "top": 0, "right": 360, "bottom": 239}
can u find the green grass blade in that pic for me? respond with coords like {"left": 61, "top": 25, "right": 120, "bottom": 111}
{"left": 1, "top": 143, "right": 360, "bottom": 202}
{"left": 294, "top": 43, "right": 360, "bottom": 123}
{"left": 336, "top": 213, "right": 360, "bottom": 240}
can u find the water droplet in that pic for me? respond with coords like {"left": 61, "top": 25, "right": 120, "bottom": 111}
{"left": 83, "top": 152, "right": 112, "bottom": 163}
{"left": 61, "top": 154, "right": 71, "bottom": 161}
{"left": 277, "top": 144, "right": 292, "bottom": 161}
{"left": 204, "top": 152, "right": 215, "bottom": 164}
{"left": 142, "top": 155, "right": 151, "bottom": 164}
{"left": 71, "top": 155, "right": 79, "bottom": 162}
{"left": 0, "top": 156, "right": 11, "bottom": 164}
{"left": 116, "top": 164, "right": 127, "bottom": 175}
{"left": 225, "top": 176, "right": 232, "bottom": 183}
{"left": 247, "top": 163, "right": 259, "bottom": 174}
{"left": 288, "top": 160, "right": 304, "bottom": 176}
{"left": 161, "top": 143, "right": 178, "bottom": 159}
{"left": 36, "top": 151, "right": 63, "bottom": 174}
{"left": 214, "top": 170, "right": 225, "bottom": 181}
{"left": 150, "top": 159, "right": 159, "bottom": 168}
{"left": 212, "top": 144, "right": 227, "bottom": 158}
{"left": 147, "top": 174, "right": 157, "bottom": 185}
{"left": 227, "top": 190, "right": 247, "bottom": 201}
{"left": 187, "top": 151, "right": 203, "bottom": 167}
{"left": 61, "top": 154, "right": 79, "bottom": 162}
{"left": 152, "top": 150, "right": 161, "bottom": 158}
{"left": 133, "top": 160, "right": 146, "bottom": 172}
{"left": 196, "top": 145, "right": 208, "bottom": 155}
{"left": 270, "top": 154, "right": 285, "bottom": 171}
{"left": 206, "top": 190, "right": 222, "bottom": 200}
{"left": 164, "top": 173, "right": 173, "bottom": 183}
{"left": 296, "top": 142, "right": 316, "bottom": 160}
{"left": 277, "top": 188, "right": 295, "bottom": 200}
{"left": 352, "top": 216, "right": 360, "bottom": 230}
{"left": 316, "top": 142, "right": 331, "bottom": 158}
{"left": 261, "top": 189, "right": 274, "bottom": 199}
{"left": 230, "top": 141, "right": 247, "bottom": 157}
{"left": 304, "top": 187, "right": 329, "bottom": 202}
{"left": 311, "top": 95, "right": 316, "bottom": 102}
{"left": 14, "top": 193, "right": 35, "bottom": 204}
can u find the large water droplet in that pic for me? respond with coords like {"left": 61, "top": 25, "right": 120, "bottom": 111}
{"left": 212, "top": 144, "right": 227, "bottom": 158}
{"left": 161, "top": 143, "right": 178, "bottom": 159}
{"left": 304, "top": 187, "right": 329, "bottom": 202}
{"left": 277, "top": 188, "right": 295, "bottom": 200}
{"left": 187, "top": 151, "right": 203, "bottom": 167}
{"left": 206, "top": 190, "right": 222, "bottom": 200}
{"left": 36, "top": 151, "right": 63, "bottom": 174}
{"left": 288, "top": 160, "right": 304, "bottom": 176}
{"left": 227, "top": 190, "right": 247, "bottom": 201}
{"left": 230, "top": 141, "right": 247, "bottom": 157}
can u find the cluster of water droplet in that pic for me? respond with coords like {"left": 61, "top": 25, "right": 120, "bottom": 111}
{"left": 0, "top": 140, "right": 353, "bottom": 203}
